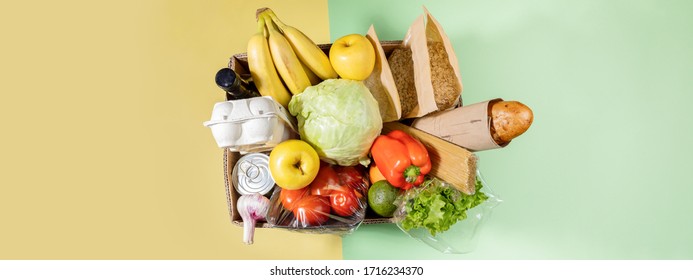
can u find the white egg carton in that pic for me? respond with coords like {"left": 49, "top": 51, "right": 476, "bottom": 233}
{"left": 204, "top": 96, "right": 297, "bottom": 153}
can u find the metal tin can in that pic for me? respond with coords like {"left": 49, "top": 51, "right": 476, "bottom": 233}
{"left": 232, "top": 153, "right": 275, "bottom": 196}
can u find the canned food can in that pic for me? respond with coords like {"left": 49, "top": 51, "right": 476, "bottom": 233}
{"left": 232, "top": 153, "right": 275, "bottom": 196}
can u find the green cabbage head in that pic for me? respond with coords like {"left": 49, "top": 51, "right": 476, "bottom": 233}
{"left": 288, "top": 79, "right": 383, "bottom": 166}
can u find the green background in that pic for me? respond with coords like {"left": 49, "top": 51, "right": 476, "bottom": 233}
{"left": 329, "top": 0, "right": 693, "bottom": 259}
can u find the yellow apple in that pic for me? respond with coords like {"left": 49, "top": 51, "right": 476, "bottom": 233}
{"left": 329, "top": 34, "right": 376, "bottom": 81}
{"left": 269, "top": 139, "right": 320, "bottom": 190}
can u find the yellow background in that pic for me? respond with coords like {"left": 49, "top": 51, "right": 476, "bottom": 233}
{"left": 0, "top": 0, "right": 341, "bottom": 259}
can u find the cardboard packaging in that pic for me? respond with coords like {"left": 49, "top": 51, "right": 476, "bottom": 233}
{"left": 204, "top": 97, "right": 297, "bottom": 153}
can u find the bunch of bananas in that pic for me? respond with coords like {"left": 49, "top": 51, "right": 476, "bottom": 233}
{"left": 247, "top": 8, "right": 338, "bottom": 109}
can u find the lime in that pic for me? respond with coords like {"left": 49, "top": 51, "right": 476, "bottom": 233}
{"left": 367, "top": 180, "right": 400, "bottom": 217}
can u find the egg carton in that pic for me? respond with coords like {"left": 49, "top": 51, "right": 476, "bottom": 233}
{"left": 204, "top": 96, "right": 297, "bottom": 153}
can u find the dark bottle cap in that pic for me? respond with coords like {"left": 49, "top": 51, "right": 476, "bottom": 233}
{"left": 215, "top": 68, "right": 239, "bottom": 92}
{"left": 215, "top": 68, "right": 260, "bottom": 100}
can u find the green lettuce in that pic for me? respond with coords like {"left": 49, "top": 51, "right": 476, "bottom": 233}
{"left": 288, "top": 79, "right": 382, "bottom": 166}
{"left": 401, "top": 178, "right": 488, "bottom": 236}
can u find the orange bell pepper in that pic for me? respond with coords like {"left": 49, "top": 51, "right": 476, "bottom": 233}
{"left": 370, "top": 130, "right": 431, "bottom": 190}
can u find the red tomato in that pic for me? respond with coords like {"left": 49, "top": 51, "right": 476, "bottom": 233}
{"left": 279, "top": 187, "right": 309, "bottom": 211}
{"left": 292, "top": 195, "right": 331, "bottom": 226}
{"left": 330, "top": 190, "right": 360, "bottom": 217}
{"left": 329, "top": 184, "right": 358, "bottom": 199}
{"left": 336, "top": 165, "right": 369, "bottom": 196}
{"left": 309, "top": 163, "right": 341, "bottom": 196}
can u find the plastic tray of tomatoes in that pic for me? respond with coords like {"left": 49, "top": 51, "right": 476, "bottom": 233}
{"left": 266, "top": 162, "right": 369, "bottom": 234}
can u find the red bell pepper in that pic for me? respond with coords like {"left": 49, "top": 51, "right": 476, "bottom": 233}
{"left": 370, "top": 130, "right": 431, "bottom": 190}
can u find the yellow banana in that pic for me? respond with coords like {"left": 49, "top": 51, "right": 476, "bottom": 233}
{"left": 246, "top": 15, "right": 291, "bottom": 108}
{"left": 265, "top": 9, "right": 338, "bottom": 80}
{"left": 300, "top": 59, "right": 322, "bottom": 86}
{"left": 263, "top": 13, "right": 311, "bottom": 95}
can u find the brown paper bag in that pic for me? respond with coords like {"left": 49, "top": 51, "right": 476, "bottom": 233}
{"left": 423, "top": 6, "right": 464, "bottom": 109}
{"left": 393, "top": 6, "right": 464, "bottom": 119}
{"left": 387, "top": 37, "right": 418, "bottom": 119}
{"left": 364, "top": 25, "right": 402, "bottom": 122}
{"left": 411, "top": 99, "right": 506, "bottom": 152}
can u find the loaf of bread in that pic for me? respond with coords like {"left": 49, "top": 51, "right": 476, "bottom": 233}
{"left": 489, "top": 100, "right": 534, "bottom": 145}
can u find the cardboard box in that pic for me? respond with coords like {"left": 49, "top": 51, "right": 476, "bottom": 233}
{"left": 224, "top": 42, "right": 403, "bottom": 229}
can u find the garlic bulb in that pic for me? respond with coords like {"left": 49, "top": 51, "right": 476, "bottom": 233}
{"left": 237, "top": 193, "right": 270, "bottom": 245}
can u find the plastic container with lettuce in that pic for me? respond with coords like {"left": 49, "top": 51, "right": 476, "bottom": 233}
{"left": 288, "top": 79, "right": 382, "bottom": 166}
{"left": 393, "top": 170, "right": 502, "bottom": 254}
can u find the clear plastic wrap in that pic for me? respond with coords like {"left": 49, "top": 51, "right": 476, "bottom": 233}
{"left": 266, "top": 162, "right": 370, "bottom": 235}
{"left": 393, "top": 169, "right": 501, "bottom": 254}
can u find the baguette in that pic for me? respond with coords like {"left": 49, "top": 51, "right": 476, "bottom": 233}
{"left": 489, "top": 100, "right": 534, "bottom": 145}
{"left": 410, "top": 99, "right": 533, "bottom": 152}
